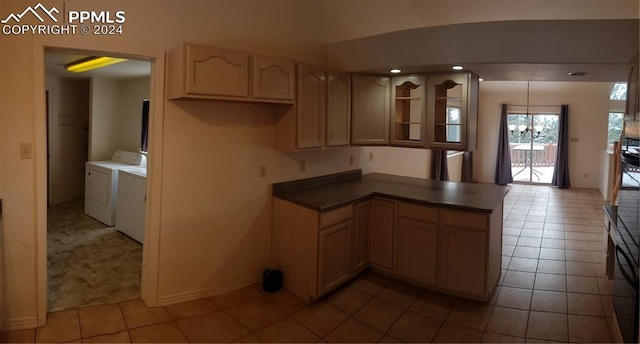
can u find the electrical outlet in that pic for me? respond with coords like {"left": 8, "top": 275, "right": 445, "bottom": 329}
{"left": 300, "top": 161, "right": 306, "bottom": 172}
{"left": 20, "top": 142, "right": 32, "bottom": 159}
{"left": 259, "top": 165, "right": 267, "bottom": 178}
{"left": 349, "top": 155, "right": 355, "bottom": 165}
{"left": 369, "top": 152, "right": 374, "bottom": 161}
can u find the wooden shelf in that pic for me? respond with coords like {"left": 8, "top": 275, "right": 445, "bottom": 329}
{"left": 396, "top": 122, "right": 421, "bottom": 125}
{"left": 396, "top": 97, "right": 422, "bottom": 100}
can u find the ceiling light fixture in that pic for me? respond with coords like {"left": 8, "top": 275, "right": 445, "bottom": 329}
{"left": 568, "top": 71, "right": 588, "bottom": 76}
{"left": 479, "top": 78, "right": 484, "bottom": 82}
{"left": 65, "top": 56, "right": 128, "bottom": 73}
{"left": 452, "top": 65, "right": 464, "bottom": 71}
{"left": 390, "top": 68, "right": 401, "bottom": 74}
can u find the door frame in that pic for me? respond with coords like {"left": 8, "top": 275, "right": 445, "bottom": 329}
{"left": 33, "top": 38, "right": 166, "bottom": 326}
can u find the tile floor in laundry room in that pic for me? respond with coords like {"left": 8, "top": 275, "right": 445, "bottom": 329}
{"left": 0, "top": 184, "right": 616, "bottom": 343}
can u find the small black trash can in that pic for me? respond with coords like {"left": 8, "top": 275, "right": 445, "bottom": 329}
{"left": 262, "top": 268, "right": 283, "bottom": 293}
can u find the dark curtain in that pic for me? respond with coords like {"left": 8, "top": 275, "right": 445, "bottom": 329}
{"left": 141, "top": 99, "right": 150, "bottom": 152}
{"left": 430, "top": 150, "right": 449, "bottom": 181}
{"left": 461, "top": 151, "right": 473, "bottom": 183}
{"left": 552, "top": 105, "right": 571, "bottom": 188}
{"left": 495, "top": 103, "right": 513, "bottom": 185}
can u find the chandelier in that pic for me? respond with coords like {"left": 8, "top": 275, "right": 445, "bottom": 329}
{"left": 508, "top": 81, "right": 543, "bottom": 138}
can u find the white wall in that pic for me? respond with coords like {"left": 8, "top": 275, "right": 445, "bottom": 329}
{"left": 475, "top": 81, "right": 613, "bottom": 188}
{"left": 116, "top": 77, "right": 150, "bottom": 153}
{"left": 90, "top": 77, "right": 119, "bottom": 161}
{"left": 46, "top": 76, "right": 90, "bottom": 206}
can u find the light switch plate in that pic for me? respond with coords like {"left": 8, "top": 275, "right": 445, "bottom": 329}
{"left": 20, "top": 142, "right": 32, "bottom": 159}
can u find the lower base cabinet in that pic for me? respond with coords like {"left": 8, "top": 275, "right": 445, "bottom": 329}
{"left": 395, "top": 218, "right": 438, "bottom": 285}
{"left": 318, "top": 220, "right": 352, "bottom": 295}
{"left": 438, "top": 225, "right": 487, "bottom": 296}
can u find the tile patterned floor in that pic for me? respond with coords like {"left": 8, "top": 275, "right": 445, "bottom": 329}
{"left": 47, "top": 198, "right": 142, "bottom": 312}
{"left": 1, "top": 185, "right": 616, "bottom": 343}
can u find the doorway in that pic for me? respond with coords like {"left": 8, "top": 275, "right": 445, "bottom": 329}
{"left": 35, "top": 42, "right": 164, "bottom": 325}
{"left": 508, "top": 113, "right": 560, "bottom": 184}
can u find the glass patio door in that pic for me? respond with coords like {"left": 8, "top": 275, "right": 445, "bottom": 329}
{"left": 508, "top": 113, "right": 559, "bottom": 184}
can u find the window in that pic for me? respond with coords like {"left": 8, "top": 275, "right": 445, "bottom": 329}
{"left": 610, "top": 83, "right": 627, "bottom": 100}
{"left": 446, "top": 106, "right": 461, "bottom": 142}
{"left": 607, "top": 112, "right": 624, "bottom": 148}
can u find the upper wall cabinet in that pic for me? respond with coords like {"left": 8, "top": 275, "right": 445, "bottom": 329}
{"left": 252, "top": 56, "right": 296, "bottom": 102}
{"left": 351, "top": 76, "right": 390, "bottom": 145}
{"left": 390, "top": 75, "right": 427, "bottom": 147}
{"left": 296, "top": 64, "right": 326, "bottom": 149}
{"left": 167, "top": 43, "right": 294, "bottom": 104}
{"left": 625, "top": 63, "right": 639, "bottom": 121}
{"left": 426, "top": 72, "right": 479, "bottom": 151}
{"left": 326, "top": 71, "right": 351, "bottom": 147}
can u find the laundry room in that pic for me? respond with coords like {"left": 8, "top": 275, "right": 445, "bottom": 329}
{"left": 45, "top": 52, "right": 151, "bottom": 312}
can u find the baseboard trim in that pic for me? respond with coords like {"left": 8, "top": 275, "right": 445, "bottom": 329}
{"left": 0, "top": 316, "right": 39, "bottom": 331}
{"left": 155, "top": 274, "right": 262, "bottom": 307}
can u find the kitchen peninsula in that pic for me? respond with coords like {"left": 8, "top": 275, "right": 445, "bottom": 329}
{"left": 272, "top": 170, "right": 509, "bottom": 303}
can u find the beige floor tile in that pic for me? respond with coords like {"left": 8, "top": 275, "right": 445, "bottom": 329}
{"left": 0, "top": 329, "right": 35, "bottom": 343}
{"left": 520, "top": 229, "right": 543, "bottom": 238}
{"left": 481, "top": 332, "right": 525, "bottom": 343}
{"left": 227, "top": 298, "right": 287, "bottom": 331}
{"left": 119, "top": 300, "right": 171, "bottom": 329}
{"left": 176, "top": 311, "right": 249, "bottom": 343}
{"left": 595, "top": 263, "right": 607, "bottom": 277}
{"left": 35, "top": 310, "right": 80, "bottom": 343}
{"left": 266, "top": 288, "right": 306, "bottom": 314}
{"left": 526, "top": 311, "right": 568, "bottom": 342}
{"left": 485, "top": 306, "right": 529, "bottom": 337}
{"left": 568, "top": 314, "right": 612, "bottom": 343}
{"left": 212, "top": 285, "right": 263, "bottom": 310}
{"left": 564, "top": 232, "right": 588, "bottom": 241}
{"left": 566, "top": 275, "right": 600, "bottom": 294}
{"left": 542, "top": 230, "right": 564, "bottom": 239}
{"left": 502, "top": 271, "right": 535, "bottom": 289}
{"left": 378, "top": 334, "right": 402, "bottom": 342}
{"left": 129, "top": 322, "right": 188, "bottom": 343}
{"left": 567, "top": 293, "right": 605, "bottom": 317}
{"left": 508, "top": 257, "right": 538, "bottom": 272}
{"left": 234, "top": 334, "right": 262, "bottom": 343}
{"left": 79, "top": 304, "right": 127, "bottom": 338}
{"left": 539, "top": 248, "right": 565, "bottom": 260}
{"left": 565, "top": 240, "right": 591, "bottom": 251}
{"left": 432, "top": 323, "right": 483, "bottom": 343}
{"left": 82, "top": 331, "right": 131, "bottom": 343}
{"left": 409, "top": 290, "right": 457, "bottom": 321}
{"left": 591, "top": 251, "right": 606, "bottom": 263}
{"left": 503, "top": 235, "right": 519, "bottom": 245}
{"left": 566, "top": 261, "right": 596, "bottom": 276}
{"left": 375, "top": 280, "right": 422, "bottom": 308}
{"left": 565, "top": 249, "right": 593, "bottom": 262}
{"left": 165, "top": 298, "right": 219, "bottom": 321}
{"left": 495, "top": 287, "right": 532, "bottom": 310}
{"left": 352, "top": 298, "right": 404, "bottom": 332}
{"left": 530, "top": 290, "right": 567, "bottom": 313}
{"left": 387, "top": 310, "right": 441, "bottom": 343}
{"left": 513, "top": 246, "right": 540, "bottom": 259}
{"left": 326, "top": 287, "right": 372, "bottom": 315}
{"left": 445, "top": 299, "right": 493, "bottom": 331}
{"left": 324, "top": 318, "right": 383, "bottom": 343}
{"left": 540, "top": 238, "right": 565, "bottom": 249}
{"left": 253, "top": 316, "right": 318, "bottom": 343}
{"left": 503, "top": 244, "right": 516, "bottom": 256}
{"left": 291, "top": 302, "right": 348, "bottom": 337}
{"left": 534, "top": 273, "right": 567, "bottom": 292}
{"left": 348, "top": 271, "right": 390, "bottom": 296}
{"left": 517, "top": 237, "right": 542, "bottom": 247}
{"left": 536, "top": 259, "right": 566, "bottom": 275}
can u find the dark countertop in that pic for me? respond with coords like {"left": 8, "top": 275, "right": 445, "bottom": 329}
{"left": 273, "top": 171, "right": 509, "bottom": 213}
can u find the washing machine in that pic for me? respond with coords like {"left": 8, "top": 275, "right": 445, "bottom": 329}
{"left": 116, "top": 167, "right": 147, "bottom": 244}
{"left": 85, "top": 151, "right": 147, "bottom": 226}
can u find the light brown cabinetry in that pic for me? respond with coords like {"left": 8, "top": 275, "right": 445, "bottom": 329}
{"left": 318, "top": 219, "right": 352, "bottom": 295}
{"left": 167, "top": 43, "right": 294, "bottom": 104}
{"left": 296, "top": 64, "right": 326, "bottom": 149}
{"left": 426, "top": 72, "right": 479, "bottom": 151}
{"left": 351, "top": 76, "right": 391, "bottom": 145}
{"left": 327, "top": 72, "right": 351, "bottom": 146}
{"left": 369, "top": 198, "right": 395, "bottom": 270}
{"left": 390, "top": 75, "right": 427, "bottom": 147}
{"left": 394, "top": 203, "right": 438, "bottom": 285}
{"left": 353, "top": 200, "right": 370, "bottom": 273}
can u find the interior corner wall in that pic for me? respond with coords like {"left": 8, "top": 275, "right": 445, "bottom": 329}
{"left": 117, "top": 77, "right": 150, "bottom": 153}
{"left": 90, "top": 77, "right": 119, "bottom": 161}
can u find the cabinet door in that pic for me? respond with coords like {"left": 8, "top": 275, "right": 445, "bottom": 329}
{"left": 353, "top": 200, "right": 370, "bottom": 273}
{"left": 327, "top": 71, "right": 351, "bottom": 146}
{"left": 351, "top": 76, "right": 390, "bottom": 145}
{"left": 390, "top": 75, "right": 426, "bottom": 147}
{"left": 297, "top": 64, "right": 326, "bottom": 149}
{"left": 369, "top": 198, "right": 394, "bottom": 269}
{"left": 185, "top": 45, "right": 250, "bottom": 97}
{"left": 426, "top": 73, "right": 478, "bottom": 151}
{"left": 318, "top": 220, "right": 352, "bottom": 296}
{"left": 438, "top": 225, "right": 487, "bottom": 297}
{"left": 395, "top": 218, "right": 438, "bottom": 285}
{"left": 252, "top": 56, "right": 295, "bottom": 101}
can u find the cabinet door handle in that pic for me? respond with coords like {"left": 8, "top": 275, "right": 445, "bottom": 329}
{"left": 615, "top": 244, "right": 638, "bottom": 288}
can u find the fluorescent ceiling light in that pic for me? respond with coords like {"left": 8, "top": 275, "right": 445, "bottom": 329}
{"left": 452, "top": 65, "right": 464, "bottom": 70}
{"left": 66, "top": 57, "right": 127, "bottom": 73}
{"left": 390, "top": 68, "right": 401, "bottom": 74}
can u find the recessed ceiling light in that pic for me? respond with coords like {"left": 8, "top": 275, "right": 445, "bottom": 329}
{"left": 452, "top": 65, "right": 464, "bottom": 71}
{"left": 568, "top": 71, "right": 588, "bottom": 76}
{"left": 390, "top": 68, "right": 401, "bottom": 74}
{"left": 479, "top": 78, "right": 484, "bottom": 82}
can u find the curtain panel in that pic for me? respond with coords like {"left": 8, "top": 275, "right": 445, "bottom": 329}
{"left": 495, "top": 103, "right": 513, "bottom": 185}
{"left": 552, "top": 105, "right": 571, "bottom": 188}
